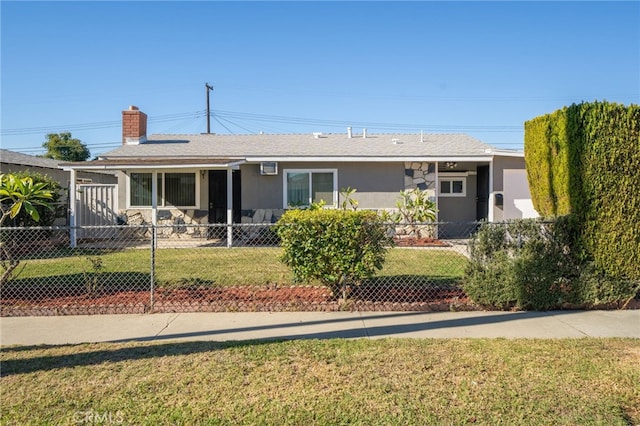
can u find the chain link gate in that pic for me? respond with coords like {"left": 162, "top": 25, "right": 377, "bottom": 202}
{"left": 1, "top": 222, "right": 480, "bottom": 316}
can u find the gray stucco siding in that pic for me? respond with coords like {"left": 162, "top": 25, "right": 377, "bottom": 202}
{"left": 492, "top": 156, "right": 526, "bottom": 192}
{"left": 437, "top": 174, "right": 478, "bottom": 222}
{"left": 240, "top": 161, "right": 405, "bottom": 210}
{"left": 338, "top": 162, "right": 404, "bottom": 208}
{"left": 240, "top": 164, "right": 283, "bottom": 210}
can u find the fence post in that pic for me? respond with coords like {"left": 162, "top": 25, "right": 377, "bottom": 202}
{"left": 149, "top": 224, "right": 156, "bottom": 313}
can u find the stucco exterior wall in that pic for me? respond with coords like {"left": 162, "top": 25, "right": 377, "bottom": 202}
{"left": 503, "top": 169, "right": 539, "bottom": 219}
{"left": 437, "top": 174, "right": 478, "bottom": 222}
{"left": 491, "top": 155, "right": 528, "bottom": 221}
{"left": 492, "top": 156, "right": 526, "bottom": 192}
{"left": 240, "top": 161, "right": 406, "bottom": 210}
{"left": 240, "top": 164, "right": 283, "bottom": 210}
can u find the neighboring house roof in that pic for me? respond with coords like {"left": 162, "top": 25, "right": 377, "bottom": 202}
{"left": 2, "top": 149, "right": 118, "bottom": 176}
{"left": 0, "top": 149, "right": 61, "bottom": 169}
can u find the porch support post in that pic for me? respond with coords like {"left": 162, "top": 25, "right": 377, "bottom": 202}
{"left": 434, "top": 162, "right": 439, "bottom": 222}
{"left": 151, "top": 171, "right": 158, "bottom": 250}
{"left": 434, "top": 162, "right": 439, "bottom": 240}
{"left": 226, "top": 167, "right": 233, "bottom": 248}
{"left": 69, "top": 168, "right": 77, "bottom": 248}
{"left": 151, "top": 171, "right": 158, "bottom": 226}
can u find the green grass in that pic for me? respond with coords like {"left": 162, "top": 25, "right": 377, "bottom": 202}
{"left": 1, "top": 338, "right": 638, "bottom": 425}
{"left": 11, "top": 247, "right": 467, "bottom": 288}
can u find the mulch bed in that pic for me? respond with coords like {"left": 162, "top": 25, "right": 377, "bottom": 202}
{"left": 2, "top": 282, "right": 636, "bottom": 317}
{"left": 0, "top": 285, "right": 473, "bottom": 316}
{"left": 393, "top": 237, "right": 451, "bottom": 247}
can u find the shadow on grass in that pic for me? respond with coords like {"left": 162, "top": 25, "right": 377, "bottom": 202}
{"left": 0, "top": 340, "right": 248, "bottom": 376}
{"left": 0, "top": 310, "right": 585, "bottom": 376}
{"left": 2, "top": 244, "right": 129, "bottom": 262}
{"left": 1, "top": 273, "right": 151, "bottom": 302}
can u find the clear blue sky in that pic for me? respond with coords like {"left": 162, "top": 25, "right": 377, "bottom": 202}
{"left": 1, "top": 1, "right": 638, "bottom": 156}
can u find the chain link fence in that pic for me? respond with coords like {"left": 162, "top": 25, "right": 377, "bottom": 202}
{"left": 1, "top": 222, "right": 481, "bottom": 316}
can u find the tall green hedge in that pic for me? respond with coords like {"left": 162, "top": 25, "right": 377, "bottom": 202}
{"left": 524, "top": 101, "right": 640, "bottom": 281}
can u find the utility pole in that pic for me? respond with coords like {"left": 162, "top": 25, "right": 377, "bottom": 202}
{"left": 205, "top": 83, "right": 214, "bottom": 133}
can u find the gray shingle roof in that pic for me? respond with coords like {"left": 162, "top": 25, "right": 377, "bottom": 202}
{"left": 0, "top": 149, "right": 61, "bottom": 169}
{"left": 99, "top": 133, "right": 496, "bottom": 160}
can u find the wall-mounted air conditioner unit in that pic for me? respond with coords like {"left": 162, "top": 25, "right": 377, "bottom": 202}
{"left": 260, "top": 161, "right": 278, "bottom": 175}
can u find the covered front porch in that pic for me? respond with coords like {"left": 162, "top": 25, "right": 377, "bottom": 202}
{"left": 61, "top": 158, "right": 244, "bottom": 248}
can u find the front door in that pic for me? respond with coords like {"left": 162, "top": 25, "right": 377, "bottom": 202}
{"left": 476, "top": 165, "right": 490, "bottom": 221}
{"left": 208, "top": 170, "right": 241, "bottom": 238}
{"left": 208, "top": 170, "right": 227, "bottom": 225}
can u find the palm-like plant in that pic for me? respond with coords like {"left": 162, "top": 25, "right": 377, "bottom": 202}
{"left": 0, "top": 174, "right": 54, "bottom": 225}
{"left": 1, "top": 174, "right": 55, "bottom": 285}
{"left": 393, "top": 188, "right": 438, "bottom": 239}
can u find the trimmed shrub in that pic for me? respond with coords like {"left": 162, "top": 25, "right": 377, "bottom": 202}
{"left": 275, "top": 209, "right": 392, "bottom": 299}
{"left": 464, "top": 219, "right": 582, "bottom": 310}
{"left": 524, "top": 101, "right": 640, "bottom": 284}
{"left": 465, "top": 218, "right": 639, "bottom": 310}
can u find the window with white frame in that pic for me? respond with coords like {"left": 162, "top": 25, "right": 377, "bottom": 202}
{"left": 439, "top": 177, "right": 466, "bottom": 197}
{"left": 129, "top": 171, "right": 197, "bottom": 207}
{"left": 284, "top": 169, "right": 337, "bottom": 207}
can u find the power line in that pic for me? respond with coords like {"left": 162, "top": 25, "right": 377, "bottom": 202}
{"left": 212, "top": 114, "right": 257, "bottom": 134}
{"left": 214, "top": 110, "right": 522, "bottom": 133}
{"left": 212, "top": 116, "right": 235, "bottom": 135}
{"left": 1, "top": 111, "right": 206, "bottom": 136}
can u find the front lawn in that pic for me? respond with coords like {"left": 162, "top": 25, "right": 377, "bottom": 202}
{"left": 1, "top": 338, "right": 638, "bottom": 424}
{"left": 11, "top": 247, "right": 467, "bottom": 288}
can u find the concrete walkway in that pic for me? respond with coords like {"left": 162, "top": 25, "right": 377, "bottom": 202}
{"left": 1, "top": 310, "right": 638, "bottom": 346}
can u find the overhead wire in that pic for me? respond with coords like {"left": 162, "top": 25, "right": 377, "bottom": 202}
{"left": 212, "top": 116, "right": 235, "bottom": 135}
{"left": 1, "top": 110, "right": 207, "bottom": 136}
{"left": 213, "top": 110, "right": 522, "bottom": 133}
{"left": 2, "top": 107, "right": 526, "bottom": 153}
{"left": 212, "top": 114, "right": 257, "bottom": 134}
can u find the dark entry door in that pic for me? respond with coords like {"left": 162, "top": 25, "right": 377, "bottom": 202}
{"left": 476, "top": 165, "right": 490, "bottom": 221}
{"left": 208, "top": 170, "right": 227, "bottom": 225}
{"left": 208, "top": 170, "right": 241, "bottom": 238}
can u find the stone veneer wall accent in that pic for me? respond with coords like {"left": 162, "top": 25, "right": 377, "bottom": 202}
{"left": 404, "top": 161, "right": 436, "bottom": 199}
{"left": 400, "top": 162, "right": 437, "bottom": 238}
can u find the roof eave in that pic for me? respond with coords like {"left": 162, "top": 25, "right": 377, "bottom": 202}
{"left": 245, "top": 155, "right": 496, "bottom": 162}
{"left": 60, "top": 159, "right": 246, "bottom": 171}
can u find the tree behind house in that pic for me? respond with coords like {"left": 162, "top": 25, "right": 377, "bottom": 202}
{"left": 42, "top": 132, "right": 91, "bottom": 161}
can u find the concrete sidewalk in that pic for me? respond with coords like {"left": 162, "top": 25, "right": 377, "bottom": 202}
{"left": 1, "top": 310, "right": 638, "bottom": 346}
